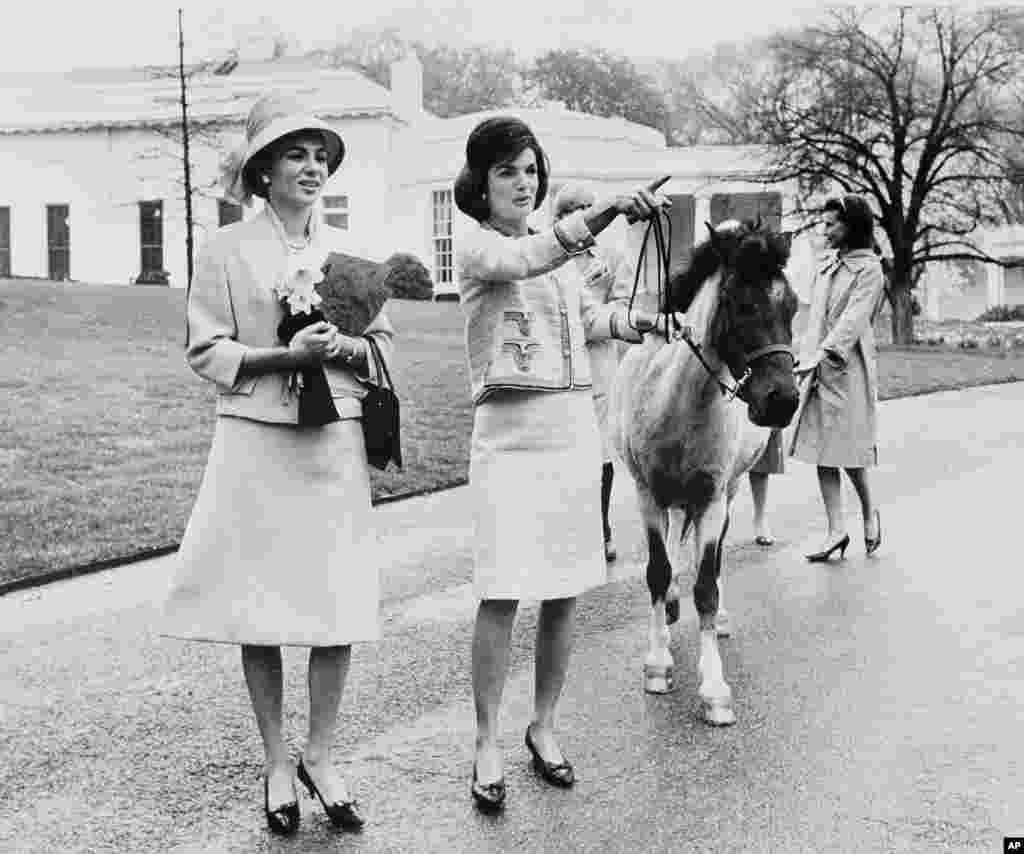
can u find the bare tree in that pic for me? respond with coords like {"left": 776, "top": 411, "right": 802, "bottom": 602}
{"left": 656, "top": 39, "right": 781, "bottom": 146}
{"left": 141, "top": 11, "right": 238, "bottom": 285}
{"left": 752, "top": 7, "right": 1024, "bottom": 343}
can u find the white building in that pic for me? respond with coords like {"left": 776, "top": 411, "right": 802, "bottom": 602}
{"left": 1, "top": 52, "right": 1016, "bottom": 316}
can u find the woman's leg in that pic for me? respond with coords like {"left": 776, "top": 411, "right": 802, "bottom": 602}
{"left": 816, "top": 465, "right": 847, "bottom": 543}
{"left": 241, "top": 644, "right": 294, "bottom": 805}
{"left": 301, "top": 645, "right": 353, "bottom": 803}
{"left": 749, "top": 471, "right": 772, "bottom": 542}
{"left": 472, "top": 599, "right": 519, "bottom": 784}
{"left": 530, "top": 596, "right": 576, "bottom": 763}
{"left": 844, "top": 467, "right": 879, "bottom": 540}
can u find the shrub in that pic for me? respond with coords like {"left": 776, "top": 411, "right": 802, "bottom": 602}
{"left": 384, "top": 253, "right": 433, "bottom": 301}
{"left": 975, "top": 304, "right": 1024, "bottom": 322}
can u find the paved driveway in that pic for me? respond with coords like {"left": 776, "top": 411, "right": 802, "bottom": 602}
{"left": 1, "top": 384, "right": 1021, "bottom": 853}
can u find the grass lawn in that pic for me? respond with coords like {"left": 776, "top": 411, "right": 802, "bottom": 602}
{"left": 2, "top": 278, "right": 1023, "bottom": 586}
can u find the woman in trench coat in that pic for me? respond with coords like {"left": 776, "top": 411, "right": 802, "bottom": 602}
{"left": 790, "top": 194, "right": 885, "bottom": 561}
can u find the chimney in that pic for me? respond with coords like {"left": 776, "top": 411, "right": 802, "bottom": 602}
{"left": 390, "top": 52, "right": 424, "bottom": 118}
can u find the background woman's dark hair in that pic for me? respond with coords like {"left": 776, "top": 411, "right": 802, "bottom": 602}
{"left": 243, "top": 129, "right": 332, "bottom": 200}
{"left": 823, "top": 194, "right": 875, "bottom": 250}
{"left": 453, "top": 116, "right": 550, "bottom": 222}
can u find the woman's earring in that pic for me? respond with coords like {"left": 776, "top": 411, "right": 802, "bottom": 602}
{"left": 262, "top": 175, "right": 270, "bottom": 185}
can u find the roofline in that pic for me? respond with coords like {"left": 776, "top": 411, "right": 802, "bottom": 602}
{"left": 0, "top": 107, "right": 406, "bottom": 135}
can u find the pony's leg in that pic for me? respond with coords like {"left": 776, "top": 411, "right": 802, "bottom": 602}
{"left": 639, "top": 489, "right": 674, "bottom": 694}
{"left": 693, "top": 498, "right": 736, "bottom": 726}
{"left": 715, "top": 509, "right": 732, "bottom": 638}
{"left": 664, "top": 512, "right": 690, "bottom": 627}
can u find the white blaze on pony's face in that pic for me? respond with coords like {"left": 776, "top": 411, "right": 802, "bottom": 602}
{"left": 486, "top": 147, "right": 539, "bottom": 235}
{"left": 703, "top": 223, "right": 800, "bottom": 428}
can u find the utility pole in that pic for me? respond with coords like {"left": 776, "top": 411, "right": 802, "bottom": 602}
{"left": 177, "top": 8, "right": 195, "bottom": 286}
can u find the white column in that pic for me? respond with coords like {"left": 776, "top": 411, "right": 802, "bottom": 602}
{"left": 695, "top": 195, "right": 712, "bottom": 231}
{"left": 987, "top": 261, "right": 1005, "bottom": 308}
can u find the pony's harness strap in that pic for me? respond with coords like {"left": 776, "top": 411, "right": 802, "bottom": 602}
{"left": 627, "top": 213, "right": 797, "bottom": 402}
{"left": 675, "top": 326, "right": 749, "bottom": 401}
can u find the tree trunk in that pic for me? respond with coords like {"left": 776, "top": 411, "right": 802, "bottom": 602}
{"left": 889, "top": 285, "right": 915, "bottom": 346}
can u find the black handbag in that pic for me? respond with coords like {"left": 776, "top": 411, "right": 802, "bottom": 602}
{"left": 360, "top": 336, "right": 402, "bottom": 471}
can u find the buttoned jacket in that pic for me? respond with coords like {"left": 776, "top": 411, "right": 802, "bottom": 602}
{"left": 457, "top": 211, "right": 632, "bottom": 405}
{"left": 186, "top": 208, "right": 394, "bottom": 424}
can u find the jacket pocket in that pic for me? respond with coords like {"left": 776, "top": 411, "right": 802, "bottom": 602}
{"left": 815, "top": 360, "right": 847, "bottom": 411}
{"left": 220, "top": 375, "right": 258, "bottom": 397}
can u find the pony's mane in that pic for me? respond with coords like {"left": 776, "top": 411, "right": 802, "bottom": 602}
{"left": 668, "top": 236, "right": 727, "bottom": 313}
{"left": 682, "top": 268, "right": 723, "bottom": 348}
{"left": 665, "top": 220, "right": 792, "bottom": 349}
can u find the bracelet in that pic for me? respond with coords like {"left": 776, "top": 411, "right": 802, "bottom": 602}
{"left": 344, "top": 338, "right": 364, "bottom": 365}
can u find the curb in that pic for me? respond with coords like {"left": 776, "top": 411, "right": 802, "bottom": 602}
{"left": 0, "top": 477, "right": 470, "bottom": 599}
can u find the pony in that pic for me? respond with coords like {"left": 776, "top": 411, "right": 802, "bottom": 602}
{"left": 609, "top": 218, "right": 800, "bottom": 725}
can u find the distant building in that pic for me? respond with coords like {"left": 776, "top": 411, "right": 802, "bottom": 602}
{"left": 1, "top": 52, "right": 1017, "bottom": 318}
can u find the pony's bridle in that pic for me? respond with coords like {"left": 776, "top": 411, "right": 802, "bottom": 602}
{"left": 628, "top": 212, "right": 796, "bottom": 402}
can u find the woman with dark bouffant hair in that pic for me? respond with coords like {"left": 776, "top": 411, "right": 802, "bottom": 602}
{"left": 453, "top": 115, "right": 669, "bottom": 812}
{"left": 791, "top": 193, "right": 885, "bottom": 562}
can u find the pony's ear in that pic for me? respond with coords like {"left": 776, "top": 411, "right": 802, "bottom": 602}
{"left": 705, "top": 221, "right": 721, "bottom": 254}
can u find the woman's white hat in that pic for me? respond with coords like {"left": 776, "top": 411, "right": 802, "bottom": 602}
{"left": 220, "top": 92, "right": 345, "bottom": 206}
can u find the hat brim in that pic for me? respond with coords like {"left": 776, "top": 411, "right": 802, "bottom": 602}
{"left": 241, "top": 115, "right": 345, "bottom": 191}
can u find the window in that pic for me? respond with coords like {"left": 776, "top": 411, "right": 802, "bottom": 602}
{"left": 709, "top": 192, "right": 783, "bottom": 231}
{"left": 323, "top": 195, "right": 349, "bottom": 229}
{"left": 0, "top": 207, "right": 9, "bottom": 277}
{"left": 218, "top": 198, "right": 242, "bottom": 227}
{"left": 139, "top": 200, "right": 164, "bottom": 276}
{"left": 46, "top": 204, "right": 70, "bottom": 281}
{"left": 664, "top": 194, "right": 696, "bottom": 270}
{"left": 432, "top": 189, "right": 453, "bottom": 286}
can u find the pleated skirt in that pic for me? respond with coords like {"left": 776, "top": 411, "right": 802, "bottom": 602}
{"left": 161, "top": 415, "right": 379, "bottom": 646}
{"left": 469, "top": 389, "right": 608, "bottom": 601}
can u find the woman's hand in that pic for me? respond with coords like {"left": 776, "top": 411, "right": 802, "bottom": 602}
{"left": 324, "top": 332, "right": 364, "bottom": 363}
{"left": 618, "top": 186, "right": 671, "bottom": 225}
{"left": 289, "top": 321, "right": 337, "bottom": 366}
{"left": 632, "top": 310, "right": 686, "bottom": 336}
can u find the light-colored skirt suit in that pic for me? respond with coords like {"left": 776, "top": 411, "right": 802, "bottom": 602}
{"left": 469, "top": 389, "right": 608, "bottom": 601}
{"left": 162, "top": 415, "right": 380, "bottom": 646}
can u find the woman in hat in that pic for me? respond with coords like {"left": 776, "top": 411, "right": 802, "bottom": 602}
{"left": 454, "top": 116, "right": 668, "bottom": 812}
{"left": 162, "top": 93, "right": 394, "bottom": 835}
{"left": 791, "top": 194, "right": 884, "bottom": 561}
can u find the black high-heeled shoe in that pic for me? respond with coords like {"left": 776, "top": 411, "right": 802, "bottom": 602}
{"left": 296, "top": 759, "right": 364, "bottom": 831}
{"left": 525, "top": 726, "right": 575, "bottom": 788}
{"left": 470, "top": 764, "right": 507, "bottom": 812}
{"left": 865, "top": 510, "right": 882, "bottom": 556}
{"left": 805, "top": 533, "right": 850, "bottom": 563}
{"left": 263, "top": 777, "right": 300, "bottom": 836}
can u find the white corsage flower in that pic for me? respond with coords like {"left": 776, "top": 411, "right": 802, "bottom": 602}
{"left": 274, "top": 245, "right": 330, "bottom": 315}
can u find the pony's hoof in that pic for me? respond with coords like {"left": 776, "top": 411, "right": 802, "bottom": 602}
{"left": 715, "top": 610, "right": 733, "bottom": 638}
{"left": 698, "top": 697, "right": 736, "bottom": 726}
{"left": 643, "top": 664, "right": 675, "bottom": 694}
